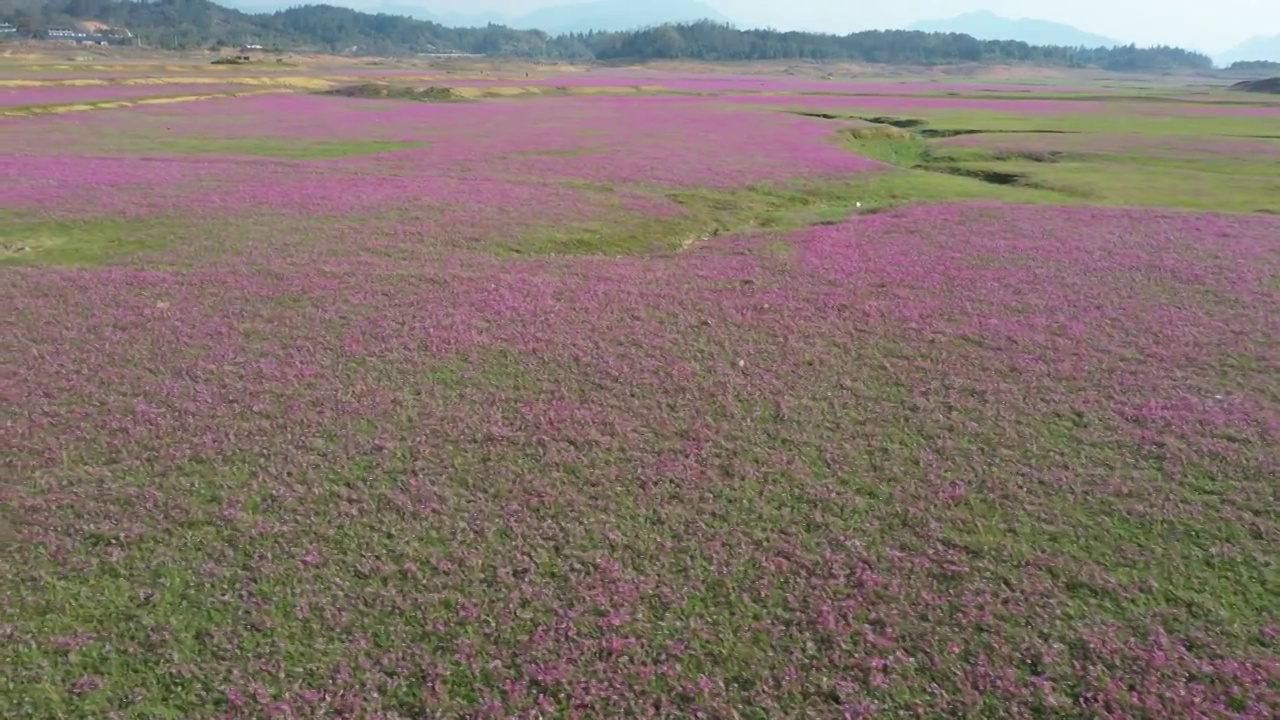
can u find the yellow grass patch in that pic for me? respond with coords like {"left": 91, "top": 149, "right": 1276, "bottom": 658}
{"left": 324, "top": 74, "right": 448, "bottom": 84}
{"left": 1, "top": 76, "right": 667, "bottom": 101}
{"left": 473, "top": 85, "right": 544, "bottom": 97}
{"left": 447, "top": 84, "right": 666, "bottom": 99}
{"left": 842, "top": 124, "right": 916, "bottom": 141}
{"left": 568, "top": 84, "right": 664, "bottom": 95}
{"left": 0, "top": 78, "right": 109, "bottom": 87}
{"left": 1, "top": 232, "right": 66, "bottom": 258}
{"left": 115, "top": 75, "right": 333, "bottom": 89}
{"left": 1, "top": 75, "right": 333, "bottom": 90}
{"left": 134, "top": 93, "right": 266, "bottom": 105}
{"left": 0, "top": 89, "right": 288, "bottom": 117}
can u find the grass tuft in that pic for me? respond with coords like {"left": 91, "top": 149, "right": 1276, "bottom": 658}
{"left": 321, "top": 83, "right": 468, "bottom": 102}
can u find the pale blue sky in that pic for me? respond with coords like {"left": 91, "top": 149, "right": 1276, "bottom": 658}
{"left": 414, "top": 0, "right": 1277, "bottom": 54}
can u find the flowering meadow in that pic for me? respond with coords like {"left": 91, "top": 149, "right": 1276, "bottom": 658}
{"left": 3, "top": 69, "right": 1279, "bottom": 718}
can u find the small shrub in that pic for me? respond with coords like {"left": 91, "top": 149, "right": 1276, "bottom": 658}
{"left": 321, "top": 83, "right": 467, "bottom": 102}
{"left": 840, "top": 124, "right": 915, "bottom": 141}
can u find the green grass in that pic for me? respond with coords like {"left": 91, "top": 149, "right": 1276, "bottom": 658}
{"left": 824, "top": 113, "right": 1280, "bottom": 214}
{"left": 505, "top": 171, "right": 1074, "bottom": 256}
{"left": 0, "top": 213, "right": 352, "bottom": 267}
{"left": 836, "top": 126, "right": 932, "bottom": 166}
{"left": 509, "top": 95, "right": 1279, "bottom": 256}
{"left": 791, "top": 105, "right": 1280, "bottom": 138}
{"left": 0, "top": 217, "right": 179, "bottom": 267}
{"left": 831, "top": 89, "right": 1280, "bottom": 106}
{"left": 1096, "top": 151, "right": 1280, "bottom": 176}
{"left": 507, "top": 100, "right": 1279, "bottom": 255}
{"left": 942, "top": 159, "right": 1280, "bottom": 212}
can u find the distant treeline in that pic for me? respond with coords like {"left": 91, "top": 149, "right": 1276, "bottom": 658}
{"left": 1227, "top": 60, "right": 1280, "bottom": 71}
{"left": 1, "top": 0, "right": 1214, "bottom": 71}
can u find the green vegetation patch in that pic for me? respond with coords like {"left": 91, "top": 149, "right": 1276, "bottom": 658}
{"left": 818, "top": 112, "right": 1280, "bottom": 214}
{"left": 510, "top": 100, "right": 1280, "bottom": 257}
{"left": 0, "top": 213, "right": 302, "bottom": 267}
{"left": 835, "top": 124, "right": 931, "bottom": 166}
{"left": 505, "top": 171, "right": 1072, "bottom": 256}
{"left": 321, "top": 83, "right": 468, "bottom": 102}
{"left": 791, "top": 106, "right": 1280, "bottom": 138}
{"left": 934, "top": 159, "right": 1280, "bottom": 213}
{"left": 1, "top": 217, "right": 181, "bottom": 267}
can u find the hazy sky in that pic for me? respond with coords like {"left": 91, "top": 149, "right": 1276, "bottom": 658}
{"left": 416, "top": 0, "right": 1277, "bottom": 54}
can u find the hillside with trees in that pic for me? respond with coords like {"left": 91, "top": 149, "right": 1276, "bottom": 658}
{"left": 0, "top": 0, "right": 1214, "bottom": 72}
{"left": 1227, "top": 60, "right": 1280, "bottom": 72}
{"left": 1215, "top": 35, "right": 1280, "bottom": 67}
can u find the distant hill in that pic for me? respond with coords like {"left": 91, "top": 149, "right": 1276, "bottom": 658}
{"left": 908, "top": 10, "right": 1120, "bottom": 48}
{"left": 506, "top": 0, "right": 733, "bottom": 34}
{"left": 218, "top": 0, "right": 734, "bottom": 33}
{"left": 341, "top": 4, "right": 502, "bottom": 26}
{"left": 222, "top": 2, "right": 510, "bottom": 26}
{"left": 407, "top": 8, "right": 507, "bottom": 28}
{"left": 1215, "top": 36, "right": 1280, "bottom": 67}
{"left": 1227, "top": 60, "right": 1280, "bottom": 72}
{"left": 5, "top": 0, "right": 550, "bottom": 54}
{"left": 214, "top": 1, "right": 305, "bottom": 13}
{"left": 4, "top": 0, "right": 1212, "bottom": 72}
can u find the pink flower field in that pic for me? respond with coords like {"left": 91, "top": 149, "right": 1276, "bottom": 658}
{"left": 734, "top": 93, "right": 1114, "bottom": 115}
{"left": 430, "top": 75, "right": 1094, "bottom": 95}
{"left": 3, "top": 76, "right": 1279, "bottom": 719}
{"left": 1, "top": 93, "right": 880, "bottom": 223}
{"left": 323, "top": 66, "right": 1098, "bottom": 94}
{"left": 735, "top": 92, "right": 1280, "bottom": 119}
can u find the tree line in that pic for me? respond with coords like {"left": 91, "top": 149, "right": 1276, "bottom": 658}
{"left": 1, "top": 0, "right": 1214, "bottom": 72}
{"left": 1227, "top": 60, "right": 1280, "bottom": 72}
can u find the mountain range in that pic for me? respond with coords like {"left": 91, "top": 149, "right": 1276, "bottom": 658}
{"left": 1214, "top": 36, "right": 1280, "bottom": 67}
{"left": 3, "top": 0, "right": 1215, "bottom": 71}
{"left": 201, "top": 4, "right": 1276, "bottom": 65}
{"left": 907, "top": 11, "right": 1120, "bottom": 48}
{"left": 219, "top": 0, "right": 734, "bottom": 34}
